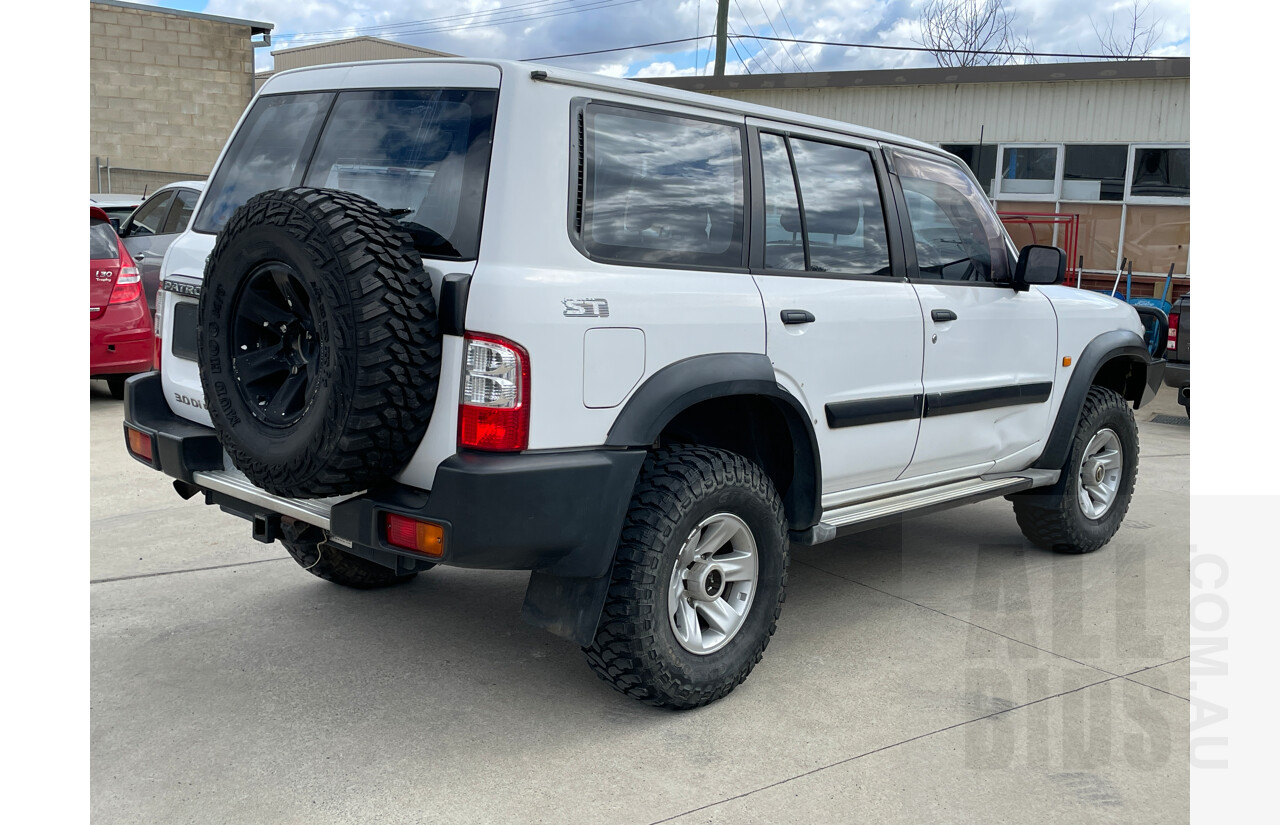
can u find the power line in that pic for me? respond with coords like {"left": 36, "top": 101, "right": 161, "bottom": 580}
{"left": 731, "top": 0, "right": 783, "bottom": 73}
{"left": 525, "top": 32, "right": 1178, "bottom": 63}
{"left": 728, "top": 36, "right": 753, "bottom": 74}
{"left": 278, "top": 0, "right": 583, "bottom": 39}
{"left": 772, "top": 0, "right": 815, "bottom": 71}
{"left": 755, "top": 0, "right": 803, "bottom": 72}
{"left": 280, "top": 0, "right": 645, "bottom": 44}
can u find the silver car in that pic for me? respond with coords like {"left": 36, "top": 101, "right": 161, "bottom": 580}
{"left": 117, "top": 181, "right": 205, "bottom": 314}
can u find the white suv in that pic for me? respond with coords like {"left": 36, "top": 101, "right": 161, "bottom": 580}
{"left": 123, "top": 59, "right": 1164, "bottom": 708}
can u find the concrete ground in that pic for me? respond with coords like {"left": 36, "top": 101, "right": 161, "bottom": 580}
{"left": 91, "top": 380, "right": 1189, "bottom": 824}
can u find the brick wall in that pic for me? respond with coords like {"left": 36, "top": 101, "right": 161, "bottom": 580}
{"left": 90, "top": 3, "right": 256, "bottom": 193}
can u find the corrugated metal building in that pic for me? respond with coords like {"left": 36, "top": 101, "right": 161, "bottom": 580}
{"left": 652, "top": 59, "right": 1190, "bottom": 295}
{"left": 90, "top": 0, "right": 272, "bottom": 194}
{"left": 255, "top": 37, "right": 457, "bottom": 90}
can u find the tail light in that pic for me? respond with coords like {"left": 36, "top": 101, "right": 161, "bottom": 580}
{"left": 109, "top": 266, "right": 142, "bottom": 304}
{"left": 384, "top": 513, "right": 445, "bottom": 557}
{"left": 1167, "top": 312, "right": 1179, "bottom": 352}
{"left": 459, "top": 332, "right": 530, "bottom": 451}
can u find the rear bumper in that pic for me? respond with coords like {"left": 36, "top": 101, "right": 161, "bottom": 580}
{"left": 1163, "top": 362, "right": 1189, "bottom": 390}
{"left": 90, "top": 306, "right": 153, "bottom": 376}
{"left": 122, "top": 372, "right": 644, "bottom": 579}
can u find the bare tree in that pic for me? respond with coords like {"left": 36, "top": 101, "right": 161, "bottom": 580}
{"left": 1092, "top": 0, "right": 1166, "bottom": 58}
{"left": 914, "top": 0, "right": 1034, "bottom": 67}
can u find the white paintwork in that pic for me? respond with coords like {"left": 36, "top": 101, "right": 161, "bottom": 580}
{"left": 904, "top": 283, "right": 1058, "bottom": 478}
{"left": 152, "top": 57, "right": 1149, "bottom": 512}
{"left": 754, "top": 273, "right": 924, "bottom": 491}
{"left": 583, "top": 328, "right": 645, "bottom": 409}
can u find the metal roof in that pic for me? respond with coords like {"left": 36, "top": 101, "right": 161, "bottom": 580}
{"left": 647, "top": 58, "right": 1189, "bottom": 94}
{"left": 91, "top": 0, "right": 273, "bottom": 35}
{"left": 270, "top": 36, "right": 456, "bottom": 60}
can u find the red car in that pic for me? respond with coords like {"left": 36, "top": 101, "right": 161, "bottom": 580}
{"left": 90, "top": 205, "right": 153, "bottom": 398}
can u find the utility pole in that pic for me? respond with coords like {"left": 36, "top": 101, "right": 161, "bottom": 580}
{"left": 713, "top": 0, "right": 729, "bottom": 76}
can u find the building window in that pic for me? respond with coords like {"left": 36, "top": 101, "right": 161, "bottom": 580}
{"left": 1062, "top": 145, "right": 1127, "bottom": 201}
{"left": 997, "top": 145, "right": 1059, "bottom": 197}
{"left": 940, "top": 144, "right": 997, "bottom": 195}
{"left": 1129, "top": 146, "right": 1190, "bottom": 199}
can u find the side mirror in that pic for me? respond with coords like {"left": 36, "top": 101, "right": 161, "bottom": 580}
{"left": 1014, "top": 244, "right": 1065, "bottom": 291}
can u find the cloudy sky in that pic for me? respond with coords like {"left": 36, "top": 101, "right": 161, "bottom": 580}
{"left": 140, "top": 0, "right": 1189, "bottom": 77}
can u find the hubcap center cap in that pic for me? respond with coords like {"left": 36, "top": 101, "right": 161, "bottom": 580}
{"left": 1093, "top": 463, "right": 1105, "bottom": 484}
{"left": 687, "top": 562, "right": 725, "bottom": 602}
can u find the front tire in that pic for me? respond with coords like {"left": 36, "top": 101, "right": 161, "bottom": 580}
{"left": 1013, "top": 386, "right": 1139, "bottom": 554}
{"left": 583, "top": 446, "right": 789, "bottom": 709}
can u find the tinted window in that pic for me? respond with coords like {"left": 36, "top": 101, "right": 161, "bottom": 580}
{"left": 895, "top": 150, "right": 1010, "bottom": 283}
{"left": 581, "top": 105, "right": 744, "bottom": 268}
{"left": 759, "top": 133, "right": 804, "bottom": 271}
{"left": 941, "top": 143, "right": 997, "bottom": 195}
{"left": 302, "top": 89, "right": 496, "bottom": 260}
{"left": 1062, "top": 145, "right": 1127, "bottom": 201}
{"left": 90, "top": 218, "right": 118, "bottom": 260}
{"left": 789, "top": 139, "right": 890, "bottom": 276}
{"left": 127, "top": 191, "right": 175, "bottom": 237}
{"left": 1000, "top": 147, "right": 1057, "bottom": 195}
{"left": 1131, "top": 147, "right": 1190, "bottom": 198}
{"left": 162, "top": 188, "right": 200, "bottom": 234}
{"left": 194, "top": 92, "right": 334, "bottom": 234}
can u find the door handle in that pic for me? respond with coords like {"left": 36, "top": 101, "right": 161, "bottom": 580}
{"left": 931, "top": 309, "right": 957, "bottom": 322}
{"left": 781, "top": 309, "right": 816, "bottom": 325}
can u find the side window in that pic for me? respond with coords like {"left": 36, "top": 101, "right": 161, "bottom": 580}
{"left": 161, "top": 188, "right": 199, "bottom": 235}
{"left": 894, "top": 149, "right": 1010, "bottom": 283}
{"left": 580, "top": 105, "right": 745, "bottom": 268}
{"left": 126, "top": 191, "right": 175, "bottom": 237}
{"left": 790, "top": 139, "right": 890, "bottom": 276}
{"left": 759, "top": 133, "right": 804, "bottom": 271}
{"left": 758, "top": 133, "right": 891, "bottom": 277}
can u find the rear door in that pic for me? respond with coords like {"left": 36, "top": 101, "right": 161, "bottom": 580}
{"left": 887, "top": 146, "right": 1057, "bottom": 478}
{"left": 120, "top": 190, "right": 176, "bottom": 312}
{"left": 748, "top": 123, "right": 925, "bottom": 494}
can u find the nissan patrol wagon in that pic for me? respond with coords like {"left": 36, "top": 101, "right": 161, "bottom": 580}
{"left": 123, "top": 58, "right": 1163, "bottom": 708}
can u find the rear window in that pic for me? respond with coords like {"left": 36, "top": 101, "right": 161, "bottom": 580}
{"left": 194, "top": 89, "right": 497, "bottom": 260}
{"left": 90, "top": 218, "right": 118, "bottom": 260}
{"left": 578, "top": 104, "right": 746, "bottom": 269}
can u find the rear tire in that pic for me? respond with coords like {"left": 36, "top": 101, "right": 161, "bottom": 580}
{"left": 281, "top": 535, "right": 423, "bottom": 590}
{"left": 1013, "top": 386, "right": 1139, "bottom": 554}
{"left": 583, "top": 446, "right": 789, "bottom": 709}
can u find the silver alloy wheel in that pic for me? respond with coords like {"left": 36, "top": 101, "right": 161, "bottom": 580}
{"left": 1077, "top": 427, "right": 1124, "bottom": 519}
{"left": 667, "top": 513, "right": 759, "bottom": 655}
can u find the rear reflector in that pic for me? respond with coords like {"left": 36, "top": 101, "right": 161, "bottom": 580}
{"left": 125, "top": 425, "right": 155, "bottom": 465}
{"left": 384, "top": 513, "right": 445, "bottom": 557}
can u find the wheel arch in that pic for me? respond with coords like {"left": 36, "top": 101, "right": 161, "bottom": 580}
{"left": 605, "top": 353, "right": 822, "bottom": 532}
{"left": 1033, "top": 329, "right": 1155, "bottom": 472}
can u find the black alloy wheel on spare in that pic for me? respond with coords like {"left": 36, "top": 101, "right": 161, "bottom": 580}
{"left": 197, "top": 187, "right": 442, "bottom": 499}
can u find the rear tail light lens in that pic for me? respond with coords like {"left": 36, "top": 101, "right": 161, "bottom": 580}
{"left": 125, "top": 425, "right": 155, "bottom": 465}
{"left": 384, "top": 513, "right": 445, "bottom": 557}
{"left": 459, "top": 333, "right": 530, "bottom": 451}
{"left": 1167, "top": 312, "right": 1179, "bottom": 351}
{"left": 109, "top": 266, "right": 142, "bottom": 304}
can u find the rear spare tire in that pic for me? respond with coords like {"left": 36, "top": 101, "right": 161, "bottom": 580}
{"left": 198, "top": 187, "right": 441, "bottom": 498}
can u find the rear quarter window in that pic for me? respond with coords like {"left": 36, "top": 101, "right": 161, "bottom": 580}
{"left": 577, "top": 104, "right": 746, "bottom": 269}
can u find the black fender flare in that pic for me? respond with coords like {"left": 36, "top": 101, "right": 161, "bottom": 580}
{"left": 604, "top": 352, "right": 822, "bottom": 530}
{"left": 1032, "top": 329, "right": 1163, "bottom": 472}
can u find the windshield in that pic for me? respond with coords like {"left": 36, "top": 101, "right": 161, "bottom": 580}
{"left": 194, "top": 88, "right": 497, "bottom": 260}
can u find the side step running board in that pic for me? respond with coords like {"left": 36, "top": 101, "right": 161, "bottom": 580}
{"left": 800, "top": 476, "right": 1035, "bottom": 544}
